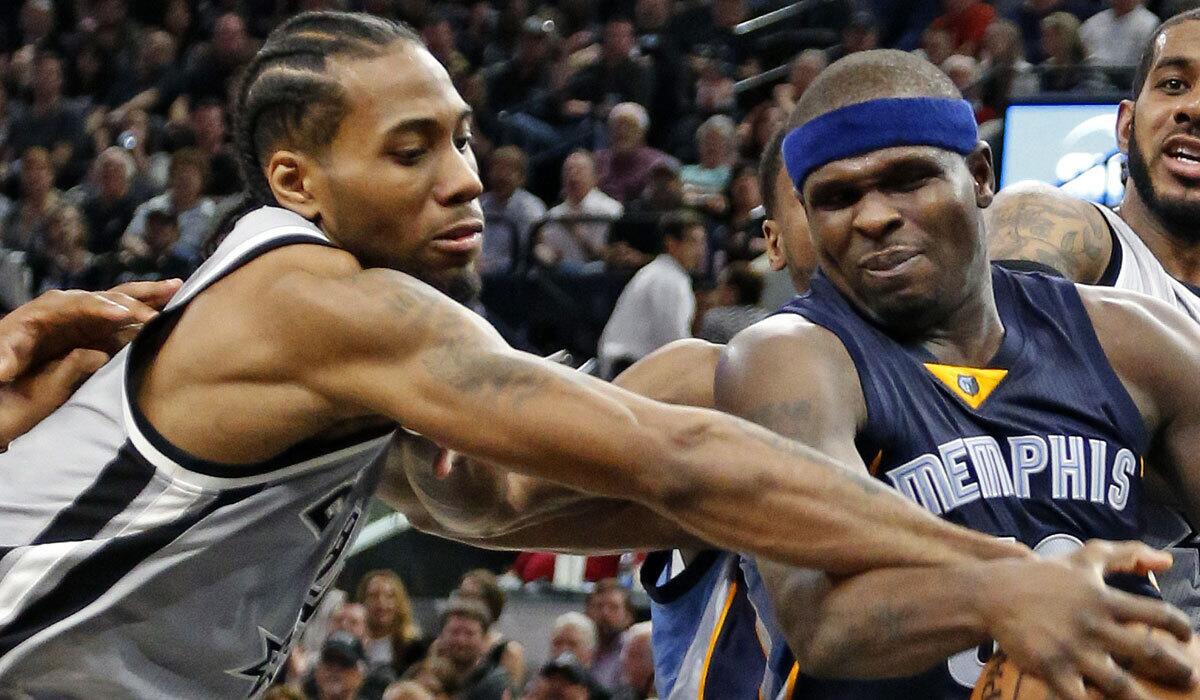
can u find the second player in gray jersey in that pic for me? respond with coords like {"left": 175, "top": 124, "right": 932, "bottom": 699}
{"left": 0, "top": 10, "right": 1194, "bottom": 699}
{"left": 987, "top": 8, "right": 1200, "bottom": 629}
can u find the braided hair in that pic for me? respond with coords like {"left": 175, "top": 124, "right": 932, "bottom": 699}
{"left": 207, "top": 11, "right": 420, "bottom": 253}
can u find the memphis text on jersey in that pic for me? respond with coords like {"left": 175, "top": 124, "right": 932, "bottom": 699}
{"left": 885, "top": 434, "right": 1138, "bottom": 514}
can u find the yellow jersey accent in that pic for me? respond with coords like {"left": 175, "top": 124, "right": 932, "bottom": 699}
{"left": 922, "top": 363, "right": 1009, "bottom": 410}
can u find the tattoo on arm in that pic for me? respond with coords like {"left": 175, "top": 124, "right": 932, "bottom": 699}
{"left": 988, "top": 197, "right": 1109, "bottom": 283}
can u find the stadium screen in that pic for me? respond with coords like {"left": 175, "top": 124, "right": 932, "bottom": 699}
{"left": 1001, "top": 102, "right": 1125, "bottom": 206}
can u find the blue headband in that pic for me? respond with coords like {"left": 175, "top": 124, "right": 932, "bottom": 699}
{"left": 782, "top": 97, "right": 978, "bottom": 191}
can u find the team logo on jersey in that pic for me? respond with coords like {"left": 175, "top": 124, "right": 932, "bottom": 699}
{"left": 957, "top": 374, "right": 980, "bottom": 396}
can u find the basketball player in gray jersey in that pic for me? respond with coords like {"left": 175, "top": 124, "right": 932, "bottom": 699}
{"left": 987, "top": 9, "right": 1200, "bottom": 628}
{"left": 3, "top": 11, "right": 1107, "bottom": 698}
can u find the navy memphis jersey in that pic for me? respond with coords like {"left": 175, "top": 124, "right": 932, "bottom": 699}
{"left": 748, "top": 266, "right": 1153, "bottom": 699}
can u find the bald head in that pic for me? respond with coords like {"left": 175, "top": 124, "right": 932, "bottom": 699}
{"left": 789, "top": 49, "right": 960, "bottom": 130}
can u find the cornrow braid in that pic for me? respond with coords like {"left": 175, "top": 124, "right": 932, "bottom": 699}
{"left": 206, "top": 11, "right": 420, "bottom": 255}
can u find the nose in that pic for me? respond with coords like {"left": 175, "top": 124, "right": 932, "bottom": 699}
{"left": 851, "top": 190, "right": 904, "bottom": 239}
{"left": 1173, "top": 86, "right": 1200, "bottom": 126}
{"left": 435, "top": 143, "right": 484, "bottom": 207}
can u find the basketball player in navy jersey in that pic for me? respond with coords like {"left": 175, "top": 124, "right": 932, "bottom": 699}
{"left": 387, "top": 124, "right": 1197, "bottom": 700}
{"left": 987, "top": 8, "right": 1200, "bottom": 630}
{"left": 701, "top": 48, "right": 1200, "bottom": 700}
{"left": 2, "top": 12, "right": 1121, "bottom": 698}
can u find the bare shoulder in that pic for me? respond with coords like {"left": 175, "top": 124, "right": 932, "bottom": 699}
{"left": 613, "top": 338, "right": 723, "bottom": 407}
{"left": 716, "top": 314, "right": 865, "bottom": 439}
{"left": 986, "top": 182, "right": 1112, "bottom": 283}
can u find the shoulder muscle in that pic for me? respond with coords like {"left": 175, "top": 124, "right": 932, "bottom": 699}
{"left": 986, "top": 182, "right": 1112, "bottom": 284}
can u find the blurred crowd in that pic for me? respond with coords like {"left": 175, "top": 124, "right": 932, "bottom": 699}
{"left": 263, "top": 569, "right": 652, "bottom": 700}
{"left": 3, "top": 0, "right": 1198, "bottom": 360}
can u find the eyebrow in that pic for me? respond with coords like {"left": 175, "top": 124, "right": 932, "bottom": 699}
{"left": 808, "top": 155, "right": 945, "bottom": 192}
{"left": 1151, "top": 56, "right": 1196, "bottom": 74}
{"left": 385, "top": 108, "right": 474, "bottom": 137}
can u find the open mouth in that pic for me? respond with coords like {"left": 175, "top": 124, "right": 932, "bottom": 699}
{"left": 1162, "top": 135, "right": 1200, "bottom": 179}
{"left": 431, "top": 220, "right": 484, "bottom": 255}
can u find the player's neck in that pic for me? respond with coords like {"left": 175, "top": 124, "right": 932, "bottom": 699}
{"left": 921, "top": 279, "right": 1005, "bottom": 368}
{"left": 1119, "top": 190, "right": 1200, "bottom": 285}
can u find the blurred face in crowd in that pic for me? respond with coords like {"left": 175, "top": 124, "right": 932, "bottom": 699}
{"left": 608, "top": 111, "right": 645, "bottom": 153}
{"left": 764, "top": 164, "right": 817, "bottom": 292}
{"left": 423, "top": 19, "right": 456, "bottom": 56}
{"left": 20, "top": 0, "right": 54, "bottom": 42}
{"left": 1119, "top": 19, "right": 1200, "bottom": 241}
{"left": 712, "top": 0, "right": 745, "bottom": 29}
{"left": 213, "top": 13, "right": 249, "bottom": 59}
{"left": 97, "top": 153, "right": 130, "bottom": 200}
{"left": 363, "top": 575, "right": 401, "bottom": 635}
{"left": 192, "top": 105, "right": 226, "bottom": 150}
{"left": 436, "top": 614, "right": 486, "bottom": 670}
{"left": 169, "top": 160, "right": 206, "bottom": 204}
{"left": 730, "top": 168, "right": 762, "bottom": 215}
{"left": 698, "top": 126, "right": 732, "bottom": 168}
{"left": 522, "top": 674, "right": 589, "bottom": 700}
{"left": 789, "top": 51, "right": 826, "bottom": 98}
{"left": 666, "top": 224, "right": 708, "bottom": 272}
{"left": 635, "top": 0, "right": 671, "bottom": 30}
{"left": 586, "top": 589, "right": 633, "bottom": 640}
{"left": 562, "top": 152, "right": 596, "bottom": 204}
{"left": 330, "top": 602, "right": 369, "bottom": 641}
{"left": 550, "top": 625, "right": 594, "bottom": 666}
{"left": 489, "top": 153, "right": 525, "bottom": 198}
{"left": 143, "top": 31, "right": 178, "bottom": 73}
{"left": 603, "top": 20, "right": 636, "bottom": 61}
{"left": 620, "top": 631, "right": 655, "bottom": 694}
{"left": 164, "top": 0, "right": 192, "bottom": 38}
{"left": 48, "top": 207, "right": 86, "bottom": 254}
{"left": 922, "top": 28, "right": 954, "bottom": 67}
{"left": 1112, "top": 0, "right": 1140, "bottom": 16}
{"left": 21, "top": 148, "right": 54, "bottom": 199}
{"left": 314, "top": 655, "right": 365, "bottom": 700}
{"left": 33, "top": 54, "right": 64, "bottom": 104}
{"left": 145, "top": 215, "right": 180, "bottom": 256}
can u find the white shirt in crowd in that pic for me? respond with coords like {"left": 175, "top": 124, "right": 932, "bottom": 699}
{"left": 124, "top": 192, "right": 218, "bottom": 259}
{"left": 480, "top": 187, "right": 547, "bottom": 273}
{"left": 539, "top": 189, "right": 623, "bottom": 267}
{"left": 1080, "top": 5, "right": 1159, "bottom": 67}
{"left": 599, "top": 253, "right": 695, "bottom": 375}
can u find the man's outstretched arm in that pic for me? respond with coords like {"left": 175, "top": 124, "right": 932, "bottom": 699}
{"left": 715, "top": 315, "right": 1195, "bottom": 700}
{"left": 284, "top": 265, "right": 1021, "bottom": 574}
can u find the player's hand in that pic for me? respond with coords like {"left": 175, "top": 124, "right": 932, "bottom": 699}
{"left": 0, "top": 281, "right": 182, "bottom": 446}
{"left": 977, "top": 540, "right": 1195, "bottom": 700}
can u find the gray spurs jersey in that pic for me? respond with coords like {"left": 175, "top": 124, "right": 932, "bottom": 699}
{"left": 1093, "top": 204, "right": 1200, "bottom": 629}
{"left": 0, "top": 206, "right": 395, "bottom": 698}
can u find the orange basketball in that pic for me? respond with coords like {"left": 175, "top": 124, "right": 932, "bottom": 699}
{"left": 972, "top": 635, "right": 1200, "bottom": 700}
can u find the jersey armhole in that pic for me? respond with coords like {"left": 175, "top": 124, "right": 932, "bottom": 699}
{"left": 1092, "top": 204, "right": 1124, "bottom": 287}
{"left": 641, "top": 549, "right": 722, "bottom": 604}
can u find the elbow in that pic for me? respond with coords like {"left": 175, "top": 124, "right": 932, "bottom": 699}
{"left": 789, "top": 625, "right": 855, "bottom": 679}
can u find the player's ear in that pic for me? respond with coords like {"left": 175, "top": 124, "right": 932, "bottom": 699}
{"left": 762, "top": 219, "right": 787, "bottom": 272}
{"left": 266, "top": 149, "right": 323, "bottom": 221}
{"left": 966, "top": 142, "right": 995, "bottom": 208}
{"left": 1116, "top": 99, "right": 1135, "bottom": 155}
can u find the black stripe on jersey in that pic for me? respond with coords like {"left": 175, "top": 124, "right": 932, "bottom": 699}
{"left": 1093, "top": 204, "right": 1124, "bottom": 287}
{"left": 31, "top": 444, "right": 157, "bottom": 545}
{"left": 0, "top": 482, "right": 263, "bottom": 657}
{"left": 641, "top": 550, "right": 721, "bottom": 604}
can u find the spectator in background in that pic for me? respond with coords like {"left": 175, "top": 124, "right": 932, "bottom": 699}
{"left": 402, "top": 656, "right": 460, "bottom": 700}
{"left": 188, "top": 100, "right": 240, "bottom": 200}
{"left": 931, "top": 0, "right": 997, "bottom": 56}
{"left": 421, "top": 13, "right": 471, "bottom": 86}
{"left": 9, "top": 51, "right": 84, "bottom": 185}
{"left": 697, "top": 262, "right": 769, "bottom": 344}
{"left": 551, "top": 612, "right": 598, "bottom": 667}
{"left": 151, "top": 12, "right": 255, "bottom": 120}
{"left": 1008, "top": 0, "right": 1099, "bottom": 63}
{"left": 79, "top": 146, "right": 139, "bottom": 254}
{"left": 383, "top": 680, "right": 435, "bottom": 700}
{"left": 583, "top": 580, "right": 636, "bottom": 691}
{"left": 480, "top": 146, "right": 546, "bottom": 273}
{"left": 594, "top": 102, "right": 677, "bottom": 204}
{"left": 720, "top": 162, "right": 765, "bottom": 264}
{"left": 455, "top": 569, "right": 527, "bottom": 690}
{"left": 486, "top": 18, "right": 555, "bottom": 114}
{"left": 31, "top": 203, "right": 101, "bottom": 293}
{"left": 1080, "top": 0, "right": 1158, "bottom": 70}
{"left": 121, "top": 147, "right": 215, "bottom": 264}
{"left": 107, "top": 209, "right": 194, "bottom": 285}
{"left": 523, "top": 653, "right": 607, "bottom": 700}
{"left": 535, "top": 150, "right": 622, "bottom": 269}
{"left": 432, "top": 597, "right": 509, "bottom": 700}
{"left": 827, "top": 10, "right": 881, "bottom": 62}
{"left": 358, "top": 570, "right": 428, "bottom": 680}
{"left": 737, "top": 101, "right": 783, "bottom": 163}
{"left": 941, "top": 53, "right": 981, "bottom": 96}
{"left": 681, "top": 115, "right": 736, "bottom": 218}
{"left": 330, "top": 601, "right": 370, "bottom": 644}
{"left": 977, "top": 19, "right": 1039, "bottom": 121}
{"left": 613, "top": 623, "right": 655, "bottom": 700}
{"left": 598, "top": 212, "right": 705, "bottom": 377}
{"left": 0, "top": 83, "right": 16, "bottom": 164}
{"left": 4, "top": 147, "right": 62, "bottom": 253}
{"left": 772, "top": 49, "right": 828, "bottom": 113}
{"left": 1039, "top": 11, "right": 1109, "bottom": 91}
{"left": 917, "top": 25, "right": 956, "bottom": 67}
{"left": 626, "top": 160, "right": 685, "bottom": 216}
{"left": 564, "top": 17, "right": 653, "bottom": 117}
{"left": 305, "top": 632, "right": 369, "bottom": 700}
